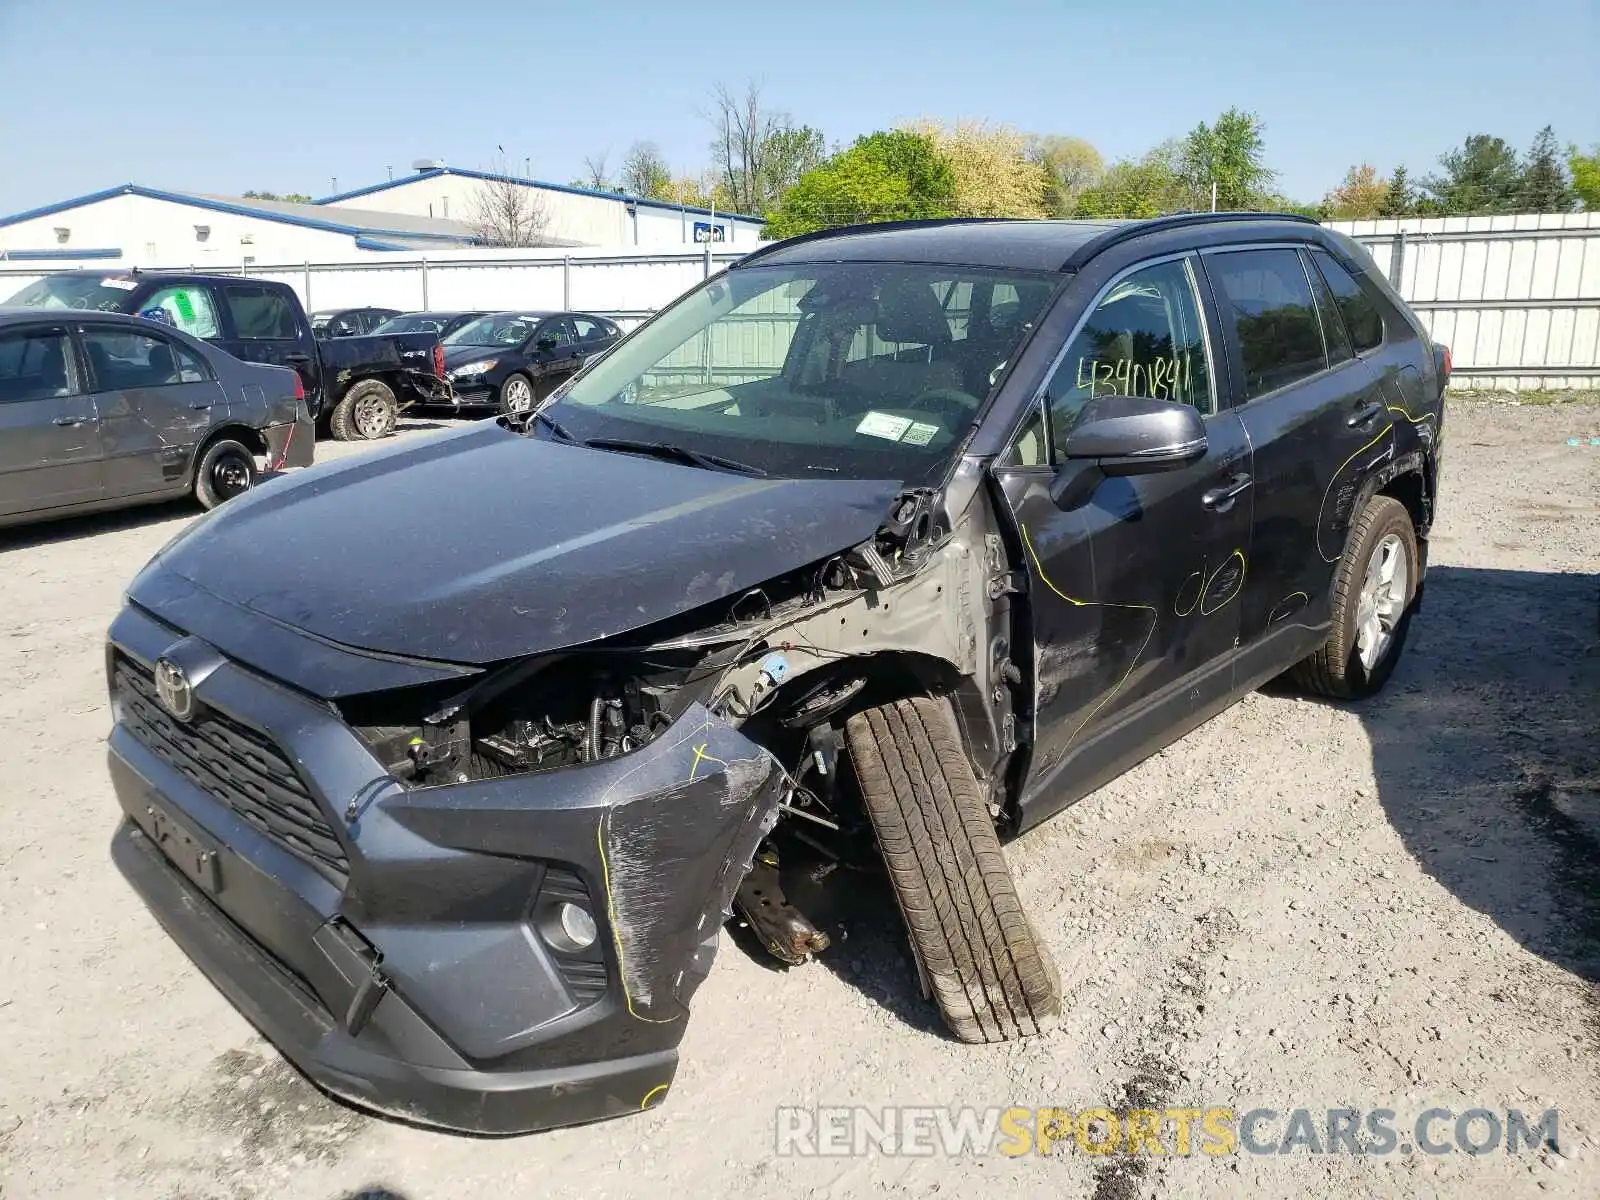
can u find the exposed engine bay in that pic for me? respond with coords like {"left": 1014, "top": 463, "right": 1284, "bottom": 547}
{"left": 338, "top": 480, "right": 1020, "bottom": 970}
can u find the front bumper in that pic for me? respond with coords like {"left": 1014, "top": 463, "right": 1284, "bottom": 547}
{"left": 106, "top": 603, "right": 783, "bottom": 1134}
{"left": 440, "top": 377, "right": 496, "bottom": 408}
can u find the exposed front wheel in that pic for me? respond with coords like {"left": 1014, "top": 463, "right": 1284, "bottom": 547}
{"left": 497, "top": 373, "right": 536, "bottom": 416}
{"left": 193, "top": 439, "right": 258, "bottom": 511}
{"left": 845, "top": 695, "right": 1061, "bottom": 1043}
{"left": 329, "top": 379, "right": 398, "bottom": 441}
{"left": 1289, "top": 494, "right": 1418, "bottom": 699}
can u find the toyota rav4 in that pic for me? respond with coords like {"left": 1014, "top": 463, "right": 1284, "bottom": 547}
{"left": 106, "top": 213, "right": 1446, "bottom": 1135}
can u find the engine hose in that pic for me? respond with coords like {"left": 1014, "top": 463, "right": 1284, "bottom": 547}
{"left": 586, "top": 697, "right": 604, "bottom": 763}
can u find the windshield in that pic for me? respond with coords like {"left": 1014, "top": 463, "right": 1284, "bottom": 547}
{"left": 544, "top": 263, "right": 1058, "bottom": 481}
{"left": 374, "top": 313, "right": 453, "bottom": 334}
{"left": 445, "top": 314, "right": 539, "bottom": 347}
{"left": 2, "top": 275, "right": 141, "bottom": 312}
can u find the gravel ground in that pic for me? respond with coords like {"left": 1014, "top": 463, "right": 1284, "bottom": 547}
{"left": 1, "top": 400, "right": 1596, "bottom": 1199}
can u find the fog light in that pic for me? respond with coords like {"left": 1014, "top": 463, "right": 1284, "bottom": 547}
{"left": 557, "top": 902, "right": 597, "bottom": 950}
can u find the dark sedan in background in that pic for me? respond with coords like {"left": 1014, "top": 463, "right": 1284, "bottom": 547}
{"left": 311, "top": 307, "right": 402, "bottom": 337}
{"left": 440, "top": 311, "right": 621, "bottom": 414}
{"left": 0, "top": 309, "right": 312, "bottom": 528}
{"left": 373, "top": 311, "right": 487, "bottom": 339}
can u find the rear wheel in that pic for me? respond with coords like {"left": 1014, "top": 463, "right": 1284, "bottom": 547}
{"left": 1289, "top": 494, "right": 1418, "bottom": 699}
{"left": 497, "top": 373, "right": 536, "bottom": 416}
{"left": 845, "top": 695, "right": 1061, "bottom": 1043}
{"left": 193, "top": 439, "right": 258, "bottom": 510}
{"left": 329, "top": 379, "right": 398, "bottom": 441}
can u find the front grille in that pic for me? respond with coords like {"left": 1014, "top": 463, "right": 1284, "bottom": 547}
{"left": 114, "top": 656, "right": 349, "bottom": 878}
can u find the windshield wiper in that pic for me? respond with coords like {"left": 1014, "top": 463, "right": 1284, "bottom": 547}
{"left": 581, "top": 437, "right": 767, "bottom": 477}
{"left": 531, "top": 410, "right": 576, "bottom": 441}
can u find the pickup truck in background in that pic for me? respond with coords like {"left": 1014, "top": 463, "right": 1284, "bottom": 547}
{"left": 1, "top": 272, "right": 448, "bottom": 441}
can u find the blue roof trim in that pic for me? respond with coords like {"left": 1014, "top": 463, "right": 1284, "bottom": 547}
{"left": 353, "top": 236, "right": 414, "bottom": 252}
{"left": 0, "top": 247, "right": 122, "bottom": 261}
{"left": 313, "top": 167, "right": 767, "bottom": 224}
{"left": 0, "top": 183, "right": 478, "bottom": 245}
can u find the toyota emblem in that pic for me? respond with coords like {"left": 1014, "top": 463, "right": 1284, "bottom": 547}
{"left": 153, "top": 657, "right": 195, "bottom": 722}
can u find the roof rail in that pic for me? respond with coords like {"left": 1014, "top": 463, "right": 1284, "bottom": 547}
{"left": 731, "top": 217, "right": 1021, "bottom": 269}
{"left": 1060, "top": 211, "right": 1320, "bottom": 271}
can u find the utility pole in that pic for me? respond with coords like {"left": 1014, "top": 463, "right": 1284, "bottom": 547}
{"left": 1211, "top": 179, "right": 1218, "bottom": 212}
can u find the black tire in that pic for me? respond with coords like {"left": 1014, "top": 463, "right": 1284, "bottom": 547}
{"left": 1288, "top": 494, "right": 1418, "bottom": 699}
{"left": 497, "top": 372, "right": 536, "bottom": 417}
{"left": 845, "top": 695, "right": 1061, "bottom": 1043}
{"left": 329, "top": 379, "right": 397, "bottom": 441}
{"left": 193, "top": 439, "right": 258, "bottom": 511}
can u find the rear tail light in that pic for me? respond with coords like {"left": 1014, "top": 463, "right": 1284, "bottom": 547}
{"left": 292, "top": 370, "right": 305, "bottom": 402}
{"left": 433, "top": 342, "right": 445, "bottom": 378}
{"left": 1441, "top": 345, "right": 1452, "bottom": 380}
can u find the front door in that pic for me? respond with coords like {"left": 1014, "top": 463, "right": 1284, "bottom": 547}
{"left": 1199, "top": 246, "right": 1388, "bottom": 653}
{"left": 992, "top": 254, "right": 1254, "bottom": 829}
{"left": 78, "top": 323, "right": 221, "bottom": 499}
{"left": 0, "top": 324, "right": 103, "bottom": 518}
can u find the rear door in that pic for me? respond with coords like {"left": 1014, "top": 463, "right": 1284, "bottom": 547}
{"left": 78, "top": 322, "right": 222, "bottom": 499}
{"left": 0, "top": 324, "right": 103, "bottom": 517}
{"left": 531, "top": 316, "right": 582, "bottom": 393}
{"left": 1200, "top": 245, "right": 1386, "bottom": 660}
{"left": 217, "top": 283, "right": 324, "bottom": 413}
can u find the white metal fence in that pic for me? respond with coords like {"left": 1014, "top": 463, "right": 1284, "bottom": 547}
{"left": 5, "top": 215, "right": 1599, "bottom": 391}
{"left": 1327, "top": 212, "right": 1600, "bottom": 390}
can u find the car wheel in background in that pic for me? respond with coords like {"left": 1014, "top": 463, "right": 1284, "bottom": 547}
{"left": 330, "top": 379, "right": 399, "bottom": 441}
{"left": 845, "top": 694, "right": 1062, "bottom": 1043}
{"left": 497, "top": 373, "right": 536, "bottom": 416}
{"left": 1288, "top": 494, "right": 1419, "bottom": 699}
{"left": 194, "top": 439, "right": 259, "bottom": 511}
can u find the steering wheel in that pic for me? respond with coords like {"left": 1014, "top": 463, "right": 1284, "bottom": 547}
{"left": 902, "top": 387, "right": 981, "bottom": 429}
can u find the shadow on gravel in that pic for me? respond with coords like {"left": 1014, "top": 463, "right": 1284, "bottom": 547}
{"left": 0, "top": 496, "right": 196, "bottom": 551}
{"left": 1359, "top": 565, "right": 1600, "bottom": 986}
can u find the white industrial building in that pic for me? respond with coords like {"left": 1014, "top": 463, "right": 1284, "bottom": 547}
{"left": 314, "top": 163, "right": 767, "bottom": 248}
{"left": 0, "top": 184, "right": 493, "bottom": 267}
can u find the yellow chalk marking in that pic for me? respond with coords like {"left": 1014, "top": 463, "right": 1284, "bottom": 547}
{"left": 640, "top": 1084, "right": 669, "bottom": 1110}
{"left": 688, "top": 742, "right": 727, "bottom": 782}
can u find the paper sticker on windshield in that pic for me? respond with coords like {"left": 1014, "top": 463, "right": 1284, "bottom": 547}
{"left": 856, "top": 411, "right": 913, "bottom": 441}
{"left": 901, "top": 421, "right": 940, "bottom": 446}
{"left": 99, "top": 278, "right": 139, "bottom": 291}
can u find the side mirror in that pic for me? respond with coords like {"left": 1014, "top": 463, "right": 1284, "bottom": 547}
{"left": 1060, "top": 395, "right": 1207, "bottom": 476}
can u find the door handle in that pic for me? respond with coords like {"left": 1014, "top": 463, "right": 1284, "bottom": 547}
{"left": 1202, "top": 472, "right": 1253, "bottom": 512}
{"left": 1347, "top": 400, "right": 1384, "bottom": 428}
{"left": 285, "top": 354, "right": 312, "bottom": 365}
{"left": 189, "top": 401, "right": 214, "bottom": 410}
{"left": 52, "top": 415, "right": 89, "bottom": 427}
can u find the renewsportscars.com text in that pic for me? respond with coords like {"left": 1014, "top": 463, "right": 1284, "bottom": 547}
{"left": 774, "top": 1105, "right": 1561, "bottom": 1158}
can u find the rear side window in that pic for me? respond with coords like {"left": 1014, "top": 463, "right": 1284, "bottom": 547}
{"left": 82, "top": 327, "right": 210, "bottom": 389}
{"left": 1310, "top": 249, "right": 1384, "bottom": 353}
{"left": 224, "top": 285, "right": 298, "bottom": 340}
{"left": 572, "top": 317, "right": 606, "bottom": 340}
{"left": 140, "top": 286, "right": 220, "bottom": 340}
{"left": 0, "top": 329, "right": 75, "bottom": 403}
{"left": 1207, "top": 249, "right": 1327, "bottom": 401}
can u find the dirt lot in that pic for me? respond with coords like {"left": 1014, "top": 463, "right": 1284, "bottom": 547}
{"left": 1, "top": 401, "right": 1597, "bottom": 1199}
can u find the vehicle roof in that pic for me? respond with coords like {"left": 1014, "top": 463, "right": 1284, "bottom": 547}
{"left": 736, "top": 213, "right": 1324, "bottom": 273}
{"left": 0, "top": 307, "right": 194, "bottom": 331}
{"left": 21, "top": 269, "right": 293, "bottom": 287}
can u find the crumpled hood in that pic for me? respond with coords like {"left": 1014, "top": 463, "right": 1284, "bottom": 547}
{"left": 133, "top": 421, "right": 902, "bottom": 664}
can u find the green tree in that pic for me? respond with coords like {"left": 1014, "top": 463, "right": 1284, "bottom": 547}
{"left": 1072, "top": 142, "right": 1185, "bottom": 218}
{"left": 1571, "top": 144, "right": 1600, "bottom": 210}
{"left": 1030, "top": 134, "right": 1104, "bottom": 217}
{"left": 764, "top": 130, "right": 956, "bottom": 239}
{"left": 243, "top": 190, "right": 312, "bottom": 203}
{"left": 909, "top": 119, "right": 1050, "bottom": 218}
{"left": 708, "top": 81, "right": 825, "bottom": 214}
{"left": 1518, "top": 126, "right": 1575, "bottom": 213}
{"left": 1322, "top": 164, "right": 1388, "bottom": 219}
{"left": 1377, "top": 166, "right": 1414, "bottom": 217}
{"left": 1423, "top": 134, "right": 1524, "bottom": 214}
{"left": 1178, "top": 108, "right": 1275, "bottom": 210}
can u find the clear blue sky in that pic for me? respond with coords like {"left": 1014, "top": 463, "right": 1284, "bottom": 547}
{"left": 1, "top": 0, "right": 1595, "bottom": 215}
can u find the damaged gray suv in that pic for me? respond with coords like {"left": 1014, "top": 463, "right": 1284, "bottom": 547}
{"left": 107, "top": 213, "right": 1446, "bottom": 1134}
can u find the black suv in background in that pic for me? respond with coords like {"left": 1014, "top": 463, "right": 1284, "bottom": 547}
{"left": 2, "top": 273, "right": 447, "bottom": 440}
{"left": 105, "top": 214, "right": 1445, "bottom": 1136}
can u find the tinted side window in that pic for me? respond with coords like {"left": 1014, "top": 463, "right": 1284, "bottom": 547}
{"left": 1301, "top": 250, "right": 1353, "bottom": 367}
{"left": 1207, "top": 249, "right": 1327, "bottom": 401}
{"left": 140, "top": 286, "right": 220, "bottom": 340}
{"left": 1311, "top": 249, "right": 1384, "bottom": 353}
{"left": 82, "top": 327, "right": 210, "bottom": 389}
{"left": 572, "top": 317, "right": 604, "bottom": 340}
{"left": 0, "top": 329, "right": 75, "bottom": 404}
{"left": 224, "top": 286, "right": 298, "bottom": 340}
{"left": 1032, "top": 257, "right": 1215, "bottom": 461}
